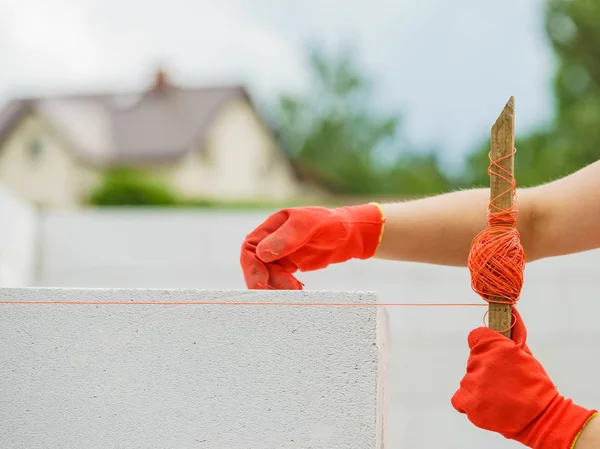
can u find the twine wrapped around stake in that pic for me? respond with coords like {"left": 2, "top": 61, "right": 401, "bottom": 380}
{"left": 467, "top": 97, "right": 525, "bottom": 338}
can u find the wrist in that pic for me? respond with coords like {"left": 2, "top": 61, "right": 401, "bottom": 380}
{"left": 573, "top": 413, "right": 600, "bottom": 449}
{"left": 516, "top": 394, "right": 597, "bottom": 449}
{"left": 333, "top": 203, "right": 386, "bottom": 259}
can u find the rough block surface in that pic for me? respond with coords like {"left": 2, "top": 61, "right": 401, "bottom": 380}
{"left": 0, "top": 288, "right": 389, "bottom": 449}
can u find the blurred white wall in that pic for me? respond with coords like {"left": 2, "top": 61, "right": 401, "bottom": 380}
{"left": 0, "top": 186, "right": 37, "bottom": 286}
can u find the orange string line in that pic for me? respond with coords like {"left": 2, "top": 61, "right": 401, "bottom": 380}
{"left": 467, "top": 147, "right": 526, "bottom": 329}
{"left": 0, "top": 301, "right": 486, "bottom": 307}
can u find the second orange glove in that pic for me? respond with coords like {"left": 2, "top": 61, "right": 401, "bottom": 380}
{"left": 452, "top": 308, "right": 597, "bottom": 448}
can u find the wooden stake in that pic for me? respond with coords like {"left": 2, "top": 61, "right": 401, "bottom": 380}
{"left": 488, "top": 96, "right": 515, "bottom": 338}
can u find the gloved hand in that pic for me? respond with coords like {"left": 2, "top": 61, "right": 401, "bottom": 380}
{"left": 240, "top": 203, "right": 385, "bottom": 289}
{"left": 452, "top": 308, "right": 597, "bottom": 448}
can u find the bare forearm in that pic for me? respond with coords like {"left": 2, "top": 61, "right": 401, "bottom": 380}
{"left": 374, "top": 188, "right": 539, "bottom": 266}
{"left": 575, "top": 415, "right": 600, "bottom": 449}
{"left": 374, "top": 160, "right": 600, "bottom": 266}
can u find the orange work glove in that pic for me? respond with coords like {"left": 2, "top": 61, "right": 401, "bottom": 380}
{"left": 452, "top": 308, "right": 597, "bottom": 448}
{"left": 240, "top": 203, "right": 385, "bottom": 289}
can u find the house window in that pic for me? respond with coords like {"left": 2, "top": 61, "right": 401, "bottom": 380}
{"left": 28, "top": 139, "right": 43, "bottom": 160}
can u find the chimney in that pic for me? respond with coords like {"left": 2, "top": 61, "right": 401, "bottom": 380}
{"left": 152, "top": 67, "right": 170, "bottom": 91}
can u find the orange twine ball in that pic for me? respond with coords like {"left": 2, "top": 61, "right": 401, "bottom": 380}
{"left": 468, "top": 149, "right": 526, "bottom": 307}
{"left": 467, "top": 210, "right": 525, "bottom": 305}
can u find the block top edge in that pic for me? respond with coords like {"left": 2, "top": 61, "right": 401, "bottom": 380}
{"left": 0, "top": 288, "right": 380, "bottom": 304}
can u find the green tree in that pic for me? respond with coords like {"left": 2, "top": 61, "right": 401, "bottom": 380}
{"left": 383, "top": 153, "right": 454, "bottom": 195}
{"left": 545, "top": 0, "right": 600, "bottom": 169}
{"left": 277, "top": 45, "right": 451, "bottom": 195}
{"left": 465, "top": 0, "right": 600, "bottom": 187}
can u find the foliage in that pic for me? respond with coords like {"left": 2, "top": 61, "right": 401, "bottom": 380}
{"left": 464, "top": 0, "right": 600, "bottom": 186}
{"left": 276, "top": 44, "right": 452, "bottom": 196}
{"left": 89, "top": 168, "right": 179, "bottom": 206}
{"left": 88, "top": 168, "right": 316, "bottom": 209}
{"left": 545, "top": 0, "right": 600, "bottom": 170}
{"left": 381, "top": 153, "right": 454, "bottom": 195}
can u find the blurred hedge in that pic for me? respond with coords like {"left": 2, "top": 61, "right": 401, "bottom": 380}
{"left": 88, "top": 168, "right": 315, "bottom": 209}
{"left": 88, "top": 168, "right": 179, "bottom": 206}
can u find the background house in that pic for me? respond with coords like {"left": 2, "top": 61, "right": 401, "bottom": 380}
{"left": 0, "top": 71, "right": 318, "bottom": 209}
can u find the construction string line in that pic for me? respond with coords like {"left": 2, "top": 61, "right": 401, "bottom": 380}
{"left": 467, "top": 147, "right": 526, "bottom": 325}
{"left": 0, "top": 300, "right": 485, "bottom": 307}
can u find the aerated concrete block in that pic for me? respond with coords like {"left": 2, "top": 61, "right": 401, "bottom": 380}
{"left": 0, "top": 288, "right": 389, "bottom": 449}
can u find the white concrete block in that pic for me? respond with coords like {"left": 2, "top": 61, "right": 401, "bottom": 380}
{"left": 0, "top": 288, "right": 389, "bottom": 449}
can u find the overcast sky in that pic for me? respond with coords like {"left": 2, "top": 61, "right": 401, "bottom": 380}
{"left": 0, "top": 0, "right": 555, "bottom": 171}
